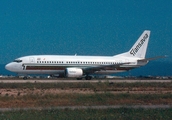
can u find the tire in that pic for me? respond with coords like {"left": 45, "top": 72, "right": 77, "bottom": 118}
{"left": 77, "top": 77, "right": 82, "bottom": 80}
{"left": 23, "top": 76, "right": 27, "bottom": 80}
{"left": 85, "top": 76, "right": 92, "bottom": 80}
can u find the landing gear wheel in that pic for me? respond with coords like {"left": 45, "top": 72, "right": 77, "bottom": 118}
{"left": 85, "top": 76, "right": 92, "bottom": 80}
{"left": 77, "top": 77, "right": 82, "bottom": 80}
{"left": 23, "top": 77, "right": 27, "bottom": 80}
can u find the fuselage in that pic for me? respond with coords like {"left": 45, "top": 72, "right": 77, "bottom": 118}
{"left": 5, "top": 55, "right": 148, "bottom": 76}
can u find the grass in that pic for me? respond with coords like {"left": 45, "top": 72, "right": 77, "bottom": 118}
{"left": 0, "top": 108, "right": 172, "bottom": 120}
{"left": 0, "top": 82, "right": 172, "bottom": 89}
{"left": 0, "top": 82, "right": 172, "bottom": 119}
{"left": 0, "top": 82, "right": 172, "bottom": 108}
{"left": 0, "top": 93, "right": 172, "bottom": 108}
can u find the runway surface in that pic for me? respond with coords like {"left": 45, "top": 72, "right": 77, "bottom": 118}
{"left": 0, "top": 79, "right": 172, "bottom": 83}
{"left": 0, "top": 105, "right": 172, "bottom": 112}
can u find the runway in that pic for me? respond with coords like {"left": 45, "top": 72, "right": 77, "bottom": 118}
{"left": 0, "top": 79, "right": 171, "bottom": 83}
{"left": 0, "top": 105, "right": 172, "bottom": 112}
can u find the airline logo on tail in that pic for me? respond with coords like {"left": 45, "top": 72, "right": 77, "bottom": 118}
{"left": 130, "top": 33, "right": 149, "bottom": 56}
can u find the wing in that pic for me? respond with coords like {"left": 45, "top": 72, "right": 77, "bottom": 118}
{"left": 83, "top": 62, "right": 131, "bottom": 74}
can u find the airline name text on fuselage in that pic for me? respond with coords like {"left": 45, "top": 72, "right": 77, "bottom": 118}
{"left": 130, "top": 33, "right": 148, "bottom": 56}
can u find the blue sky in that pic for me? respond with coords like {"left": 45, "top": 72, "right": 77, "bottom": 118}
{"left": 0, "top": 0, "right": 172, "bottom": 64}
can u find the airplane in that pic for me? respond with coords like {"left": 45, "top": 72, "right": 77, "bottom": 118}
{"left": 5, "top": 30, "right": 164, "bottom": 80}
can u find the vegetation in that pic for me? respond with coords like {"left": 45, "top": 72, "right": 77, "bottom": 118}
{"left": 0, "top": 93, "right": 172, "bottom": 108}
{"left": 0, "top": 81, "right": 172, "bottom": 119}
{"left": 0, "top": 108, "right": 172, "bottom": 120}
{"left": 0, "top": 81, "right": 172, "bottom": 89}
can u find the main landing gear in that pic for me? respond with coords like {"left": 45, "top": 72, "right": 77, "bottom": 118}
{"left": 85, "top": 76, "right": 92, "bottom": 80}
{"left": 23, "top": 76, "right": 28, "bottom": 80}
{"left": 77, "top": 75, "right": 92, "bottom": 80}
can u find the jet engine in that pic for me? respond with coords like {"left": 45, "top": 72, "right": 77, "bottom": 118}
{"left": 65, "top": 68, "right": 83, "bottom": 78}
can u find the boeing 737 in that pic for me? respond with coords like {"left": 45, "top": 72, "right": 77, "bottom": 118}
{"left": 5, "top": 30, "right": 164, "bottom": 80}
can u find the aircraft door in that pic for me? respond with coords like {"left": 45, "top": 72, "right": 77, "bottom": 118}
{"left": 29, "top": 57, "right": 35, "bottom": 63}
{"left": 125, "top": 59, "right": 129, "bottom": 65}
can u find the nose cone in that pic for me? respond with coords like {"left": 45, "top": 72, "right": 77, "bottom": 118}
{"left": 5, "top": 63, "right": 11, "bottom": 71}
{"left": 5, "top": 63, "right": 15, "bottom": 72}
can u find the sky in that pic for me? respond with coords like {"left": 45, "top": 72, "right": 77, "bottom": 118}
{"left": 0, "top": 0, "right": 172, "bottom": 64}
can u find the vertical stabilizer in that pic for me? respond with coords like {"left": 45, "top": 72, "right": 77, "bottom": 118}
{"left": 116, "top": 30, "right": 150, "bottom": 58}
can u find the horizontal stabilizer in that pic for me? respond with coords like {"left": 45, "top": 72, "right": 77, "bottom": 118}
{"left": 138, "top": 55, "right": 167, "bottom": 62}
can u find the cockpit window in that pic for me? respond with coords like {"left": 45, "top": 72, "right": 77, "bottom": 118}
{"left": 13, "top": 59, "right": 22, "bottom": 63}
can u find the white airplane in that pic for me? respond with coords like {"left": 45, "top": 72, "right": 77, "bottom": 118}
{"left": 5, "top": 30, "right": 164, "bottom": 80}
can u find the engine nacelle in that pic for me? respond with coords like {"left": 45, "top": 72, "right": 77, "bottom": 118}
{"left": 65, "top": 68, "right": 83, "bottom": 78}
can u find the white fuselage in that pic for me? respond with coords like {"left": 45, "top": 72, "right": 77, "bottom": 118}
{"left": 5, "top": 55, "right": 147, "bottom": 75}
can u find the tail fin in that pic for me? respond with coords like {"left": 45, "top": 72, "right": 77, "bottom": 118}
{"left": 116, "top": 30, "right": 150, "bottom": 58}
